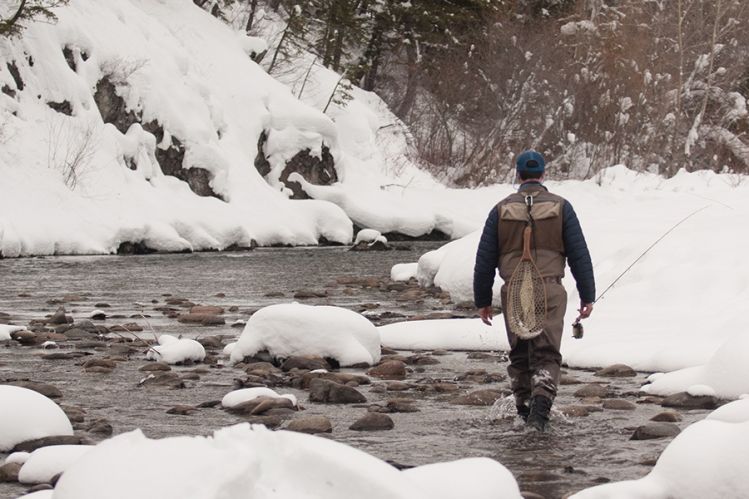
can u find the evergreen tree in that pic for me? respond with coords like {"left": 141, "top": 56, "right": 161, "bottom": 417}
{"left": 0, "top": 0, "right": 69, "bottom": 38}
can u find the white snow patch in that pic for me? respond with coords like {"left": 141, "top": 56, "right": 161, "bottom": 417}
{"left": 706, "top": 399, "right": 749, "bottom": 423}
{"left": 221, "top": 387, "right": 297, "bottom": 409}
{"left": 403, "top": 457, "right": 522, "bottom": 499}
{"left": 230, "top": 303, "right": 381, "bottom": 367}
{"left": 0, "top": 385, "right": 73, "bottom": 451}
{"left": 0, "top": 324, "right": 25, "bottom": 341}
{"left": 390, "top": 262, "right": 418, "bottom": 282}
{"left": 4, "top": 451, "right": 30, "bottom": 465}
{"left": 379, "top": 319, "right": 508, "bottom": 351}
{"left": 146, "top": 336, "right": 206, "bottom": 365}
{"left": 18, "top": 445, "right": 93, "bottom": 484}
{"left": 354, "top": 229, "right": 386, "bottom": 244}
{"left": 222, "top": 341, "right": 237, "bottom": 356}
{"left": 570, "top": 418, "right": 749, "bottom": 498}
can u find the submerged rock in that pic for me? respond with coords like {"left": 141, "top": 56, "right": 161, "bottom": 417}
{"left": 308, "top": 379, "right": 366, "bottom": 404}
{"left": 630, "top": 422, "right": 681, "bottom": 440}
{"left": 367, "top": 360, "right": 407, "bottom": 380}
{"left": 660, "top": 392, "right": 718, "bottom": 410}
{"left": 650, "top": 411, "right": 683, "bottom": 423}
{"left": 349, "top": 412, "right": 394, "bottom": 431}
{"left": 595, "top": 364, "right": 637, "bottom": 377}
{"left": 449, "top": 389, "right": 503, "bottom": 406}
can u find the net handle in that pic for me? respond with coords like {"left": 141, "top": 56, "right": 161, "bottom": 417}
{"left": 521, "top": 225, "right": 532, "bottom": 261}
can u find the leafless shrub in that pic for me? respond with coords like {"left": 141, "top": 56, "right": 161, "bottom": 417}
{"left": 47, "top": 118, "right": 99, "bottom": 190}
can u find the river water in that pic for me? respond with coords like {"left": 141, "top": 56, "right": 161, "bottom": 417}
{"left": 0, "top": 245, "right": 710, "bottom": 499}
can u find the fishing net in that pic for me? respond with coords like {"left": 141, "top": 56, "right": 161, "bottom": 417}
{"left": 506, "top": 225, "right": 547, "bottom": 339}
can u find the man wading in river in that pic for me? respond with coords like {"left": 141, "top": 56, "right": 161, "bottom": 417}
{"left": 473, "top": 150, "right": 595, "bottom": 432}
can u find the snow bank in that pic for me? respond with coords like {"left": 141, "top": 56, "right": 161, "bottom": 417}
{"left": 641, "top": 331, "right": 749, "bottom": 399}
{"left": 221, "top": 387, "right": 297, "bottom": 409}
{"left": 403, "top": 457, "right": 522, "bottom": 499}
{"left": 0, "top": 385, "right": 73, "bottom": 451}
{"left": 706, "top": 399, "right": 749, "bottom": 423}
{"left": 145, "top": 336, "right": 206, "bottom": 365}
{"left": 570, "top": 418, "right": 749, "bottom": 498}
{"left": 18, "top": 445, "right": 92, "bottom": 484}
{"left": 0, "top": 0, "right": 354, "bottom": 257}
{"left": 400, "top": 166, "right": 749, "bottom": 380}
{"left": 378, "top": 319, "right": 508, "bottom": 351}
{"left": 53, "top": 424, "right": 521, "bottom": 499}
{"left": 230, "top": 303, "right": 381, "bottom": 366}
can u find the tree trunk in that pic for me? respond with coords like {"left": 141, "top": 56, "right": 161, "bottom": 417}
{"left": 246, "top": 0, "right": 259, "bottom": 32}
{"left": 396, "top": 31, "right": 418, "bottom": 118}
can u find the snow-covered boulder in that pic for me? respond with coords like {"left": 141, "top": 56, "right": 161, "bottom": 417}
{"left": 403, "top": 457, "right": 522, "bottom": 499}
{"left": 145, "top": 336, "right": 206, "bottom": 365}
{"left": 52, "top": 424, "right": 522, "bottom": 499}
{"left": 221, "top": 388, "right": 297, "bottom": 409}
{"left": 705, "top": 398, "right": 749, "bottom": 423}
{"left": 354, "top": 228, "right": 386, "bottom": 244}
{"left": 641, "top": 331, "right": 749, "bottom": 399}
{"left": 18, "top": 445, "right": 93, "bottom": 484}
{"left": 570, "top": 418, "right": 749, "bottom": 498}
{"left": 390, "top": 262, "right": 418, "bottom": 282}
{"left": 378, "top": 319, "right": 508, "bottom": 351}
{"left": 230, "top": 303, "right": 381, "bottom": 367}
{"left": 0, "top": 385, "right": 74, "bottom": 451}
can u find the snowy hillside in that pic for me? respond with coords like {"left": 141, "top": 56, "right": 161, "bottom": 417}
{"left": 0, "top": 0, "right": 470, "bottom": 257}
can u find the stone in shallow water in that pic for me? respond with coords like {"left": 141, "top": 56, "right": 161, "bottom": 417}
{"left": 650, "top": 411, "right": 683, "bottom": 423}
{"left": 6, "top": 381, "right": 62, "bottom": 399}
{"left": 0, "top": 462, "right": 22, "bottom": 482}
{"left": 308, "top": 379, "right": 366, "bottom": 404}
{"left": 630, "top": 422, "right": 681, "bottom": 440}
{"left": 560, "top": 405, "right": 601, "bottom": 417}
{"left": 573, "top": 384, "right": 609, "bottom": 398}
{"left": 449, "top": 389, "right": 503, "bottom": 406}
{"left": 286, "top": 416, "right": 333, "bottom": 434}
{"left": 660, "top": 391, "right": 717, "bottom": 410}
{"left": 595, "top": 363, "right": 637, "bottom": 377}
{"left": 139, "top": 362, "right": 171, "bottom": 372}
{"left": 86, "top": 419, "right": 113, "bottom": 435}
{"left": 367, "top": 360, "right": 407, "bottom": 380}
{"left": 349, "top": 412, "right": 394, "bottom": 431}
{"left": 405, "top": 354, "right": 439, "bottom": 366}
{"left": 602, "top": 399, "right": 637, "bottom": 411}
{"left": 281, "top": 356, "right": 330, "bottom": 372}
{"left": 167, "top": 405, "right": 197, "bottom": 415}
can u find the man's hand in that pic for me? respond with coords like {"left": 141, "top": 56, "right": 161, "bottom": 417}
{"left": 578, "top": 302, "right": 594, "bottom": 319}
{"left": 478, "top": 306, "right": 493, "bottom": 326}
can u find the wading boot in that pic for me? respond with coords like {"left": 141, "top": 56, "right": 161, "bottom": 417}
{"left": 516, "top": 404, "right": 530, "bottom": 422}
{"left": 526, "top": 395, "right": 553, "bottom": 432}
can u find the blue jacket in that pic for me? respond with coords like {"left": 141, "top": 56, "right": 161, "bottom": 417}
{"left": 473, "top": 182, "right": 595, "bottom": 307}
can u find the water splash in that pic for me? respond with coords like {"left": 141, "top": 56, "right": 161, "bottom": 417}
{"left": 488, "top": 395, "right": 518, "bottom": 421}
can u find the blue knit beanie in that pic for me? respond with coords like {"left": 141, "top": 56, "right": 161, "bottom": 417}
{"left": 515, "top": 150, "right": 545, "bottom": 176}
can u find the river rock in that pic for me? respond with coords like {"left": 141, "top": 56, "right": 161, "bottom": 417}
{"left": 227, "top": 396, "right": 296, "bottom": 416}
{"left": 308, "top": 378, "right": 367, "bottom": 404}
{"left": 82, "top": 358, "right": 117, "bottom": 369}
{"left": 139, "top": 362, "right": 171, "bottom": 372}
{"left": 167, "top": 405, "right": 197, "bottom": 415}
{"left": 0, "top": 462, "right": 22, "bottom": 482}
{"left": 368, "top": 360, "right": 407, "bottom": 380}
{"left": 110, "top": 322, "right": 143, "bottom": 332}
{"left": 630, "top": 422, "right": 681, "bottom": 440}
{"left": 85, "top": 419, "right": 113, "bottom": 435}
{"left": 281, "top": 356, "right": 330, "bottom": 372}
{"left": 138, "top": 372, "right": 185, "bottom": 389}
{"left": 449, "top": 389, "right": 502, "bottom": 406}
{"left": 42, "top": 351, "right": 90, "bottom": 360}
{"left": 371, "top": 399, "right": 419, "bottom": 413}
{"left": 350, "top": 413, "right": 394, "bottom": 431}
{"left": 286, "top": 416, "right": 333, "bottom": 434}
{"left": 7, "top": 381, "right": 62, "bottom": 399}
{"left": 293, "top": 289, "right": 327, "bottom": 299}
{"left": 386, "top": 381, "right": 410, "bottom": 391}
{"left": 10, "top": 330, "right": 38, "bottom": 345}
{"left": 60, "top": 405, "right": 86, "bottom": 423}
{"left": 595, "top": 364, "right": 637, "bottom": 377}
{"left": 190, "top": 305, "right": 224, "bottom": 315}
{"left": 650, "top": 411, "right": 683, "bottom": 423}
{"left": 405, "top": 354, "right": 439, "bottom": 366}
{"left": 63, "top": 328, "right": 98, "bottom": 339}
{"left": 177, "top": 313, "right": 225, "bottom": 326}
{"left": 660, "top": 392, "right": 718, "bottom": 410}
{"left": 602, "top": 399, "right": 637, "bottom": 411}
{"left": 560, "top": 374, "right": 583, "bottom": 385}
{"left": 12, "top": 435, "right": 88, "bottom": 453}
{"left": 47, "top": 307, "right": 72, "bottom": 325}
{"left": 573, "top": 384, "right": 609, "bottom": 398}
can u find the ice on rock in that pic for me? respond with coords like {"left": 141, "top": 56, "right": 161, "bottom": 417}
{"left": 230, "top": 303, "right": 381, "bottom": 367}
{"left": 0, "top": 385, "right": 74, "bottom": 451}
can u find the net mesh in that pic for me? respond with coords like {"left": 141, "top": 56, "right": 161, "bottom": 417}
{"left": 506, "top": 232, "right": 547, "bottom": 339}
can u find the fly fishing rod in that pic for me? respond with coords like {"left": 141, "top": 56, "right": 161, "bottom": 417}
{"left": 572, "top": 204, "right": 711, "bottom": 339}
